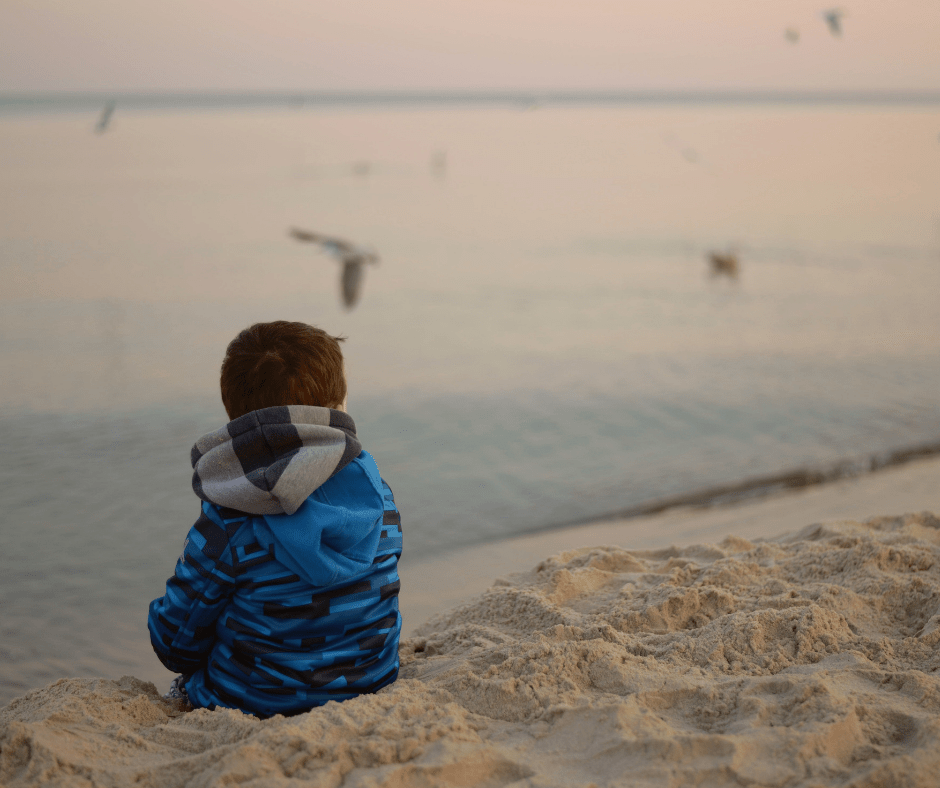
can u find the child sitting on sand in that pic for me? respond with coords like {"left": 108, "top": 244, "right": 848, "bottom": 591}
{"left": 148, "top": 321, "right": 402, "bottom": 718}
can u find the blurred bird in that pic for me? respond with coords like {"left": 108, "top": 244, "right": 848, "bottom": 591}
{"left": 95, "top": 101, "right": 115, "bottom": 133}
{"left": 289, "top": 228, "right": 380, "bottom": 309}
{"left": 708, "top": 251, "right": 739, "bottom": 279}
{"left": 784, "top": 28, "right": 800, "bottom": 43}
{"left": 822, "top": 8, "right": 845, "bottom": 36}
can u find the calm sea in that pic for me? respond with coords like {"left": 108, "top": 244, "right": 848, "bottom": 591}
{"left": 2, "top": 98, "right": 939, "bottom": 703}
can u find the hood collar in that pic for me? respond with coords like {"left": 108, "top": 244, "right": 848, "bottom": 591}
{"left": 191, "top": 405, "right": 361, "bottom": 515}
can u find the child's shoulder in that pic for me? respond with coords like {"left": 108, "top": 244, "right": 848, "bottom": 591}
{"left": 318, "top": 450, "right": 394, "bottom": 505}
{"left": 188, "top": 501, "right": 257, "bottom": 553}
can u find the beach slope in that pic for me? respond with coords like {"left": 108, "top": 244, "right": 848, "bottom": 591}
{"left": 4, "top": 510, "right": 940, "bottom": 786}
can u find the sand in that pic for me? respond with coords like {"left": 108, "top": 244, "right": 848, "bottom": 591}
{"left": 3, "top": 460, "right": 940, "bottom": 787}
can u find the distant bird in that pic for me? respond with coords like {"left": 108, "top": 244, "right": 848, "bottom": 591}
{"left": 95, "top": 101, "right": 115, "bottom": 134}
{"left": 708, "top": 251, "right": 739, "bottom": 279}
{"left": 822, "top": 8, "right": 845, "bottom": 36}
{"left": 784, "top": 27, "right": 800, "bottom": 43}
{"left": 289, "top": 228, "right": 379, "bottom": 309}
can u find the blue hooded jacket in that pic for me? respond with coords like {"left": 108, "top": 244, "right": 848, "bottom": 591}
{"left": 148, "top": 406, "right": 402, "bottom": 718}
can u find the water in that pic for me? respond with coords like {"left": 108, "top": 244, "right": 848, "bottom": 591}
{"left": 2, "top": 102, "right": 940, "bottom": 703}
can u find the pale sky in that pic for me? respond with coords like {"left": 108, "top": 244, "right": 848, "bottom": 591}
{"left": 2, "top": 0, "right": 939, "bottom": 92}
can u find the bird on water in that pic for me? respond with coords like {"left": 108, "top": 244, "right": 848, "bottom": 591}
{"left": 708, "top": 251, "right": 740, "bottom": 279}
{"left": 289, "top": 228, "right": 380, "bottom": 309}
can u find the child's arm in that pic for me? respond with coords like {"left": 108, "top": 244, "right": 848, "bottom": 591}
{"left": 148, "top": 504, "right": 242, "bottom": 675}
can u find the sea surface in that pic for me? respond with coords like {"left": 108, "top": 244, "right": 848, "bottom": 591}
{"left": 2, "top": 98, "right": 940, "bottom": 703}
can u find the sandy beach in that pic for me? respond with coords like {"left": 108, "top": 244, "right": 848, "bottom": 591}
{"left": 2, "top": 456, "right": 940, "bottom": 787}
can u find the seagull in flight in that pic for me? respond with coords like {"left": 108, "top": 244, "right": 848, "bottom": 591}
{"left": 822, "top": 8, "right": 846, "bottom": 36}
{"left": 289, "top": 228, "right": 380, "bottom": 309}
{"left": 95, "top": 101, "right": 116, "bottom": 133}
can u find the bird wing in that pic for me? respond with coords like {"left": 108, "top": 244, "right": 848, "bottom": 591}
{"left": 288, "top": 228, "right": 360, "bottom": 259}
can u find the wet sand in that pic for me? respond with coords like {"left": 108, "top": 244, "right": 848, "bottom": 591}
{"left": 398, "top": 453, "right": 940, "bottom": 630}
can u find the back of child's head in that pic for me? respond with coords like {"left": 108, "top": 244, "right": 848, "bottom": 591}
{"left": 220, "top": 321, "right": 346, "bottom": 420}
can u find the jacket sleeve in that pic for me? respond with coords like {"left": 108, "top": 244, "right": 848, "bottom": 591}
{"left": 148, "top": 504, "right": 240, "bottom": 675}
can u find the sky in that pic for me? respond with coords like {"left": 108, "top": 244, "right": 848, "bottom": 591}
{"left": 1, "top": 0, "right": 939, "bottom": 93}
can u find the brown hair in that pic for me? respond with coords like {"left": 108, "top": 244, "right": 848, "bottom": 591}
{"left": 220, "top": 321, "right": 346, "bottom": 419}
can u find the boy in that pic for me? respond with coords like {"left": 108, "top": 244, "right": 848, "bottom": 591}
{"left": 148, "top": 321, "right": 402, "bottom": 718}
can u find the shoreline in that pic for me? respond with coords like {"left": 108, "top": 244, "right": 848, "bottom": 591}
{"left": 398, "top": 450, "right": 940, "bottom": 634}
{"left": 396, "top": 432, "right": 940, "bottom": 563}
{"left": 560, "top": 436, "right": 940, "bottom": 527}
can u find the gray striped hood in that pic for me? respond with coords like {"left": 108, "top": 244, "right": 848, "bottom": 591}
{"left": 191, "top": 406, "right": 362, "bottom": 516}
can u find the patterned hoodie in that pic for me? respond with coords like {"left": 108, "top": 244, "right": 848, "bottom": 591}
{"left": 148, "top": 405, "right": 402, "bottom": 718}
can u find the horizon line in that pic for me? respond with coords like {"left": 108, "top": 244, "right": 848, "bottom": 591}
{"left": 3, "top": 88, "right": 940, "bottom": 113}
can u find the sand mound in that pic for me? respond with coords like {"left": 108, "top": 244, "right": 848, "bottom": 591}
{"left": 4, "top": 512, "right": 940, "bottom": 787}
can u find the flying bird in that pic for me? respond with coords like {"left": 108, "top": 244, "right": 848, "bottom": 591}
{"left": 289, "top": 228, "right": 380, "bottom": 309}
{"left": 95, "top": 101, "right": 116, "bottom": 133}
{"left": 784, "top": 28, "right": 800, "bottom": 43}
{"left": 822, "top": 8, "right": 846, "bottom": 36}
{"left": 707, "top": 251, "right": 740, "bottom": 279}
